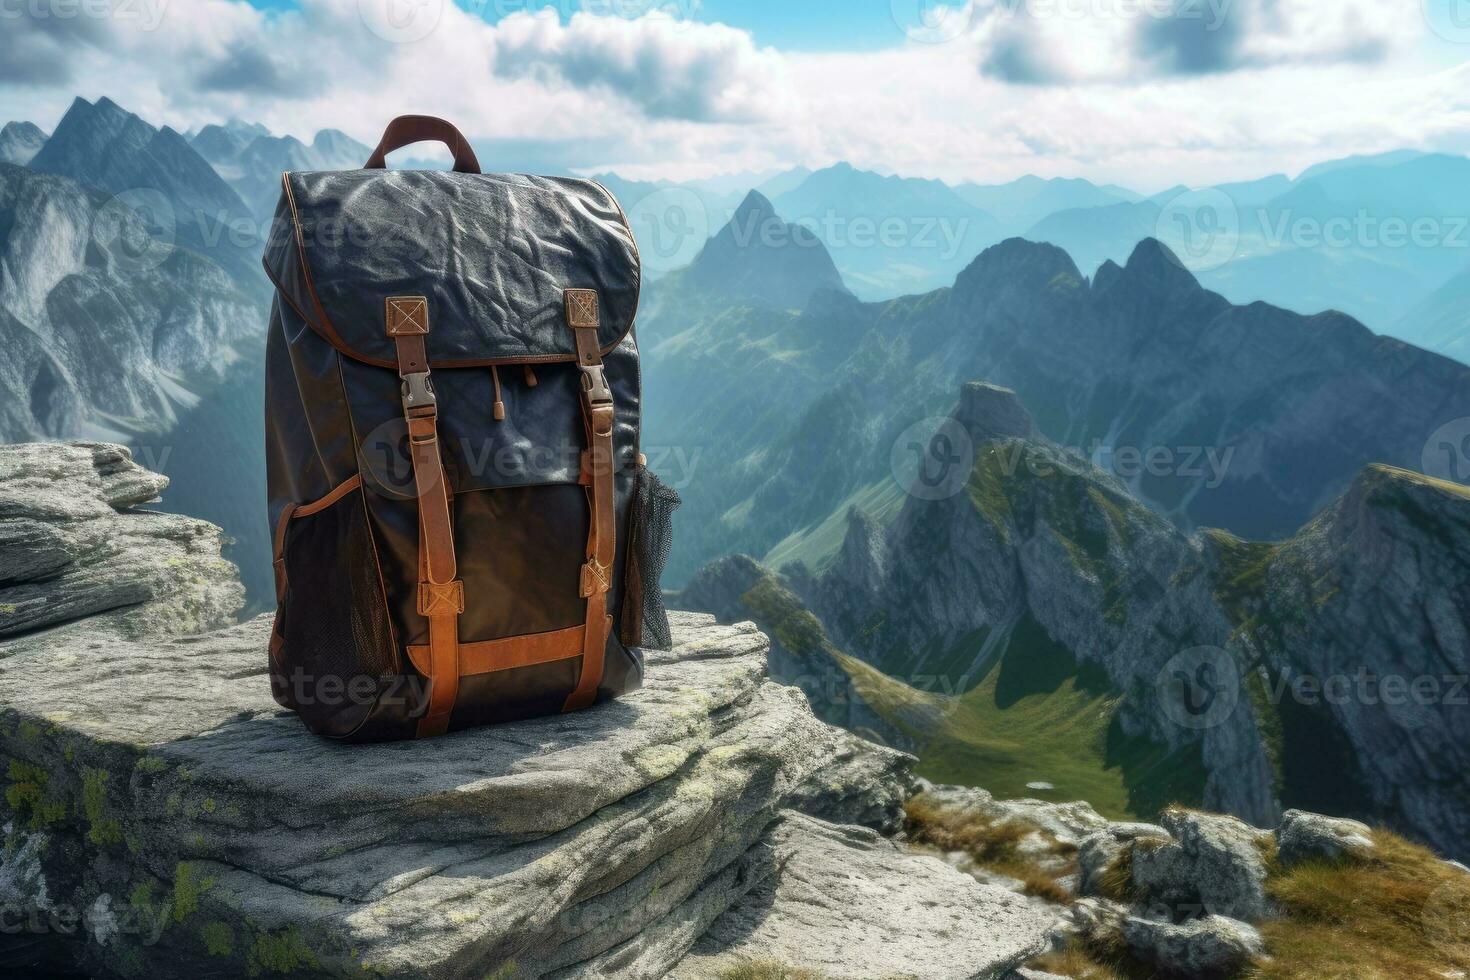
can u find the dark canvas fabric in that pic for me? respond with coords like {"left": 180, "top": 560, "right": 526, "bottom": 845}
{"left": 262, "top": 120, "right": 675, "bottom": 741}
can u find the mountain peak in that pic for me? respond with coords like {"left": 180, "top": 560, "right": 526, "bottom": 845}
{"left": 954, "top": 237, "right": 1082, "bottom": 298}
{"left": 953, "top": 382, "right": 1038, "bottom": 444}
{"left": 733, "top": 188, "right": 775, "bottom": 221}
{"left": 1122, "top": 237, "right": 1201, "bottom": 293}
{"left": 681, "top": 192, "right": 846, "bottom": 310}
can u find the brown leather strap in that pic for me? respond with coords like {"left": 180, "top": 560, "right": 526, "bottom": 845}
{"left": 407, "top": 624, "right": 590, "bottom": 677}
{"left": 387, "top": 296, "right": 463, "bottom": 737}
{"left": 563, "top": 288, "right": 615, "bottom": 712}
{"left": 364, "top": 115, "right": 481, "bottom": 174}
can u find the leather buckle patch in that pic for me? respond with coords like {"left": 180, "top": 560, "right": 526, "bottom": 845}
{"left": 564, "top": 288, "right": 599, "bottom": 330}
{"left": 418, "top": 580, "right": 464, "bottom": 616}
{"left": 579, "top": 559, "right": 611, "bottom": 598}
{"left": 386, "top": 296, "right": 429, "bottom": 336}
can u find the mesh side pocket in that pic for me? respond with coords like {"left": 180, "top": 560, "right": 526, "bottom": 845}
{"left": 278, "top": 485, "right": 397, "bottom": 737}
{"left": 621, "top": 466, "right": 680, "bottom": 650}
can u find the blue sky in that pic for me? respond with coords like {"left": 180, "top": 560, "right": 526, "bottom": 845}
{"left": 5, "top": 0, "right": 1470, "bottom": 187}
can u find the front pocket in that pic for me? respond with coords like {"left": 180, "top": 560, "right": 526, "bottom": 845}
{"left": 275, "top": 477, "right": 399, "bottom": 738}
{"left": 620, "top": 466, "right": 680, "bottom": 650}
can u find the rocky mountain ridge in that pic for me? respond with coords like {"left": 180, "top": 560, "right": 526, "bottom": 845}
{"left": 28, "top": 97, "right": 262, "bottom": 289}
{"left": 643, "top": 227, "right": 1470, "bottom": 585}
{"left": 0, "top": 163, "right": 261, "bottom": 440}
{"left": 676, "top": 383, "right": 1470, "bottom": 861}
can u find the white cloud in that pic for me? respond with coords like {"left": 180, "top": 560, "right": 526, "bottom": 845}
{"left": 960, "top": 0, "right": 1424, "bottom": 84}
{"left": 0, "top": 0, "right": 1464, "bottom": 190}
{"left": 492, "top": 10, "right": 787, "bottom": 122}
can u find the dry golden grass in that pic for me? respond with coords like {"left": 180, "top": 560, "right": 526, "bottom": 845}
{"left": 1245, "top": 829, "right": 1470, "bottom": 980}
{"left": 903, "top": 794, "right": 1078, "bottom": 904}
{"left": 1028, "top": 946, "right": 1138, "bottom": 980}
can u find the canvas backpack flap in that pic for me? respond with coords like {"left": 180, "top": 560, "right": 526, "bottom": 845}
{"left": 263, "top": 168, "right": 640, "bottom": 368}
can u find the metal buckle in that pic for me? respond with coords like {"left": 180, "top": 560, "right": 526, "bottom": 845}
{"left": 579, "top": 363, "right": 613, "bottom": 406}
{"left": 401, "top": 370, "right": 436, "bottom": 411}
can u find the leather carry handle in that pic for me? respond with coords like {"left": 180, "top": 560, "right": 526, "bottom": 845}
{"left": 363, "top": 115, "right": 481, "bottom": 174}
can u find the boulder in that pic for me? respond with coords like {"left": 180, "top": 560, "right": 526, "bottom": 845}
{"left": 670, "top": 813, "right": 1052, "bottom": 980}
{"left": 1129, "top": 809, "right": 1274, "bottom": 922}
{"left": 920, "top": 784, "right": 1110, "bottom": 848}
{"left": 1275, "top": 809, "right": 1375, "bottom": 867}
{"left": 0, "top": 442, "right": 242, "bottom": 641}
{"left": 1076, "top": 822, "right": 1171, "bottom": 897}
{"left": 1122, "top": 914, "right": 1265, "bottom": 978}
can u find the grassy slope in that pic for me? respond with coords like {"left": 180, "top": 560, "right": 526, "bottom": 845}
{"left": 809, "top": 605, "right": 1203, "bottom": 821}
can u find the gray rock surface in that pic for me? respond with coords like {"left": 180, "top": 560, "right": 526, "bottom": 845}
{"left": 1275, "top": 809, "right": 1375, "bottom": 867}
{"left": 1122, "top": 913, "right": 1266, "bottom": 978}
{"left": 1128, "top": 809, "right": 1274, "bottom": 922}
{"left": 671, "top": 813, "right": 1052, "bottom": 980}
{"left": 1076, "top": 822, "right": 1171, "bottom": 897}
{"left": 0, "top": 121, "right": 46, "bottom": 166}
{"left": 0, "top": 459, "right": 1051, "bottom": 980}
{"left": 0, "top": 442, "right": 242, "bottom": 640}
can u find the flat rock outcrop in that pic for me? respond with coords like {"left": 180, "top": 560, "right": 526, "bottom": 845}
{"left": 0, "top": 442, "right": 243, "bottom": 641}
{"left": 0, "top": 442, "right": 1055, "bottom": 979}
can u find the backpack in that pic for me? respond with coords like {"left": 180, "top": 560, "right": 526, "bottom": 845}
{"left": 261, "top": 115, "right": 678, "bottom": 741}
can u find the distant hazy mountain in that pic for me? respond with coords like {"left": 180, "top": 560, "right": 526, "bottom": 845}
{"left": 1295, "top": 148, "right": 1428, "bottom": 181}
{"left": 0, "top": 164, "right": 258, "bottom": 440}
{"left": 643, "top": 226, "right": 1470, "bottom": 587}
{"left": 189, "top": 118, "right": 272, "bottom": 167}
{"left": 194, "top": 125, "right": 371, "bottom": 221}
{"left": 662, "top": 190, "right": 848, "bottom": 312}
{"left": 0, "top": 121, "right": 47, "bottom": 165}
{"left": 28, "top": 97, "right": 262, "bottom": 290}
{"left": 1397, "top": 260, "right": 1470, "bottom": 363}
{"left": 677, "top": 383, "right": 1470, "bottom": 858}
{"left": 772, "top": 162, "right": 1004, "bottom": 299}
{"left": 1025, "top": 199, "right": 1162, "bottom": 274}
{"left": 952, "top": 176, "right": 1129, "bottom": 234}
{"left": 1021, "top": 152, "right": 1470, "bottom": 333}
